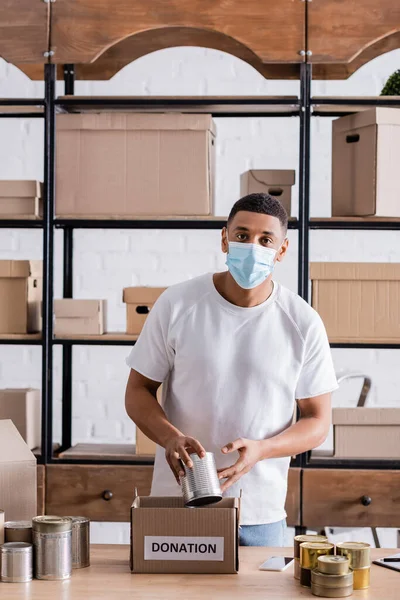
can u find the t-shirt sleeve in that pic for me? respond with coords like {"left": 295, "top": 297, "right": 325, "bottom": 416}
{"left": 125, "top": 293, "right": 174, "bottom": 383}
{"left": 295, "top": 313, "right": 338, "bottom": 400}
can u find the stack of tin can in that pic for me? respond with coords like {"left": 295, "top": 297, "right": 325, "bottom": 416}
{"left": 299, "top": 541, "right": 335, "bottom": 587}
{"left": 294, "top": 534, "right": 328, "bottom": 580}
{"left": 311, "top": 555, "right": 353, "bottom": 598}
{"left": 336, "top": 542, "right": 371, "bottom": 590}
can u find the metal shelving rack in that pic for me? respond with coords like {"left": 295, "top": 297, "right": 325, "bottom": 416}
{"left": 1, "top": 62, "right": 400, "bottom": 472}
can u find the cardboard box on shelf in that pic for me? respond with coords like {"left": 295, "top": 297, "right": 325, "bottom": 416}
{"left": 0, "top": 420, "right": 37, "bottom": 521}
{"left": 333, "top": 408, "right": 400, "bottom": 459}
{"left": 135, "top": 386, "right": 162, "bottom": 456}
{"left": 53, "top": 299, "right": 106, "bottom": 335}
{"left": 0, "top": 389, "right": 41, "bottom": 450}
{"left": 332, "top": 108, "right": 400, "bottom": 217}
{"left": 310, "top": 262, "right": 400, "bottom": 343}
{"left": 240, "top": 170, "right": 295, "bottom": 215}
{"left": 123, "top": 287, "right": 166, "bottom": 336}
{"left": 0, "top": 180, "right": 42, "bottom": 218}
{"left": 130, "top": 496, "right": 239, "bottom": 574}
{"left": 56, "top": 113, "right": 216, "bottom": 217}
{"left": 0, "top": 260, "right": 42, "bottom": 334}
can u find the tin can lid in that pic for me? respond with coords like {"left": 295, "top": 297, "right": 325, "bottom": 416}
{"left": 64, "top": 516, "right": 90, "bottom": 526}
{"left": 1, "top": 542, "right": 33, "bottom": 553}
{"left": 32, "top": 516, "right": 72, "bottom": 533}
{"left": 301, "top": 542, "right": 335, "bottom": 550}
{"left": 337, "top": 542, "right": 370, "bottom": 550}
{"left": 4, "top": 521, "right": 32, "bottom": 530}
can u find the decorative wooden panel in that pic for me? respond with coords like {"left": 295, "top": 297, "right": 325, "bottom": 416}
{"left": 50, "top": 0, "right": 305, "bottom": 78}
{"left": 309, "top": 0, "right": 400, "bottom": 79}
{"left": 302, "top": 469, "right": 400, "bottom": 528}
{"left": 286, "top": 467, "right": 301, "bottom": 527}
{"left": 0, "top": 0, "right": 48, "bottom": 64}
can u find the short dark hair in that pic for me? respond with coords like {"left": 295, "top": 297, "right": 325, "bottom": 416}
{"left": 227, "top": 193, "right": 288, "bottom": 233}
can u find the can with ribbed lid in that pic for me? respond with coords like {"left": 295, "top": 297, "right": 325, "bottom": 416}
{"left": 300, "top": 542, "right": 335, "bottom": 588}
{"left": 180, "top": 452, "right": 222, "bottom": 507}
{"left": 336, "top": 541, "right": 370, "bottom": 569}
{"left": 4, "top": 521, "right": 33, "bottom": 544}
{"left": 311, "top": 569, "right": 353, "bottom": 588}
{"left": 65, "top": 516, "right": 90, "bottom": 568}
{"left": 318, "top": 555, "right": 350, "bottom": 576}
{"left": 352, "top": 566, "right": 370, "bottom": 590}
{"left": 311, "top": 582, "right": 353, "bottom": 598}
{"left": 0, "top": 542, "right": 33, "bottom": 583}
{"left": 32, "top": 516, "right": 72, "bottom": 580}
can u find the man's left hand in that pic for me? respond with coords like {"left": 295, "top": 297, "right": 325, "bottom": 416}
{"left": 217, "top": 438, "right": 263, "bottom": 492}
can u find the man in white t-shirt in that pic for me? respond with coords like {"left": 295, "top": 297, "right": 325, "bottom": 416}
{"left": 125, "top": 193, "right": 337, "bottom": 546}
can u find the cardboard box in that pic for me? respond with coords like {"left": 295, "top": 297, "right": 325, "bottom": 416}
{"left": 0, "top": 260, "right": 42, "bottom": 333}
{"left": 53, "top": 299, "right": 106, "bottom": 335}
{"left": 0, "top": 389, "right": 41, "bottom": 450}
{"left": 240, "top": 170, "right": 295, "bottom": 215}
{"left": 310, "top": 262, "right": 400, "bottom": 343}
{"left": 130, "top": 496, "right": 239, "bottom": 574}
{"left": 0, "top": 180, "right": 42, "bottom": 218}
{"left": 135, "top": 386, "right": 162, "bottom": 456}
{"left": 332, "top": 108, "right": 400, "bottom": 217}
{"left": 333, "top": 408, "right": 400, "bottom": 459}
{"left": 123, "top": 287, "right": 166, "bottom": 336}
{"left": 0, "top": 420, "right": 37, "bottom": 521}
{"left": 56, "top": 113, "right": 216, "bottom": 217}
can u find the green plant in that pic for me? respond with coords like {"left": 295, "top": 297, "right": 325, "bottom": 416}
{"left": 381, "top": 69, "right": 400, "bottom": 96}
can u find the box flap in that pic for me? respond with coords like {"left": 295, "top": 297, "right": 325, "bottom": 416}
{"left": 123, "top": 287, "right": 166, "bottom": 304}
{"left": 54, "top": 299, "right": 104, "bottom": 318}
{"left": 310, "top": 262, "right": 400, "bottom": 281}
{"left": 131, "top": 496, "right": 239, "bottom": 509}
{"left": 0, "top": 180, "right": 42, "bottom": 198}
{"left": 333, "top": 408, "right": 400, "bottom": 426}
{"left": 333, "top": 108, "right": 400, "bottom": 134}
{"left": 0, "top": 260, "right": 42, "bottom": 279}
{"left": 0, "top": 420, "right": 36, "bottom": 463}
{"left": 246, "top": 169, "right": 296, "bottom": 186}
{"left": 57, "top": 113, "right": 216, "bottom": 135}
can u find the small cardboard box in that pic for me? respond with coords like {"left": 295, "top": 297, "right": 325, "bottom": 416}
{"left": 123, "top": 287, "right": 166, "bottom": 336}
{"left": 130, "top": 496, "right": 239, "bottom": 574}
{"left": 0, "top": 420, "right": 37, "bottom": 520}
{"left": 56, "top": 113, "right": 215, "bottom": 217}
{"left": 135, "top": 386, "right": 162, "bottom": 456}
{"left": 240, "top": 169, "right": 295, "bottom": 215}
{"left": 0, "top": 389, "right": 41, "bottom": 450}
{"left": 0, "top": 260, "right": 42, "bottom": 334}
{"left": 53, "top": 299, "right": 106, "bottom": 335}
{"left": 333, "top": 408, "right": 400, "bottom": 459}
{"left": 311, "top": 262, "right": 400, "bottom": 343}
{"left": 0, "top": 180, "right": 42, "bottom": 218}
{"left": 332, "top": 108, "right": 400, "bottom": 217}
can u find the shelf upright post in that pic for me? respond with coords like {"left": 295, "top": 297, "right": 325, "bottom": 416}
{"left": 42, "top": 63, "right": 56, "bottom": 464}
{"left": 63, "top": 64, "right": 75, "bottom": 96}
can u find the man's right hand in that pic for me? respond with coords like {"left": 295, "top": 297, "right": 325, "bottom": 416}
{"left": 164, "top": 435, "right": 206, "bottom": 484}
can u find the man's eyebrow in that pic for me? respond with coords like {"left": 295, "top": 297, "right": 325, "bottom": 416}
{"left": 234, "top": 226, "right": 277, "bottom": 237}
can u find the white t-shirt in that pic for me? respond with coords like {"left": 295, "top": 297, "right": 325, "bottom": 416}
{"left": 126, "top": 273, "right": 337, "bottom": 525}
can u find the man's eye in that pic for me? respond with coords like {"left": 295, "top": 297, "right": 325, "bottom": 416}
{"left": 262, "top": 238, "right": 272, "bottom": 245}
{"left": 237, "top": 234, "right": 247, "bottom": 241}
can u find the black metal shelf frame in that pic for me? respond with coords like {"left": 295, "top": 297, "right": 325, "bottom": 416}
{"left": 1, "top": 63, "right": 400, "bottom": 471}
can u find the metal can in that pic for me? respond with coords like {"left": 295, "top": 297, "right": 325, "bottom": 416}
{"left": 32, "top": 516, "right": 72, "bottom": 580}
{"left": 0, "top": 542, "right": 33, "bottom": 583}
{"left": 311, "top": 582, "right": 353, "bottom": 598}
{"left": 4, "top": 521, "right": 33, "bottom": 544}
{"left": 294, "top": 534, "right": 327, "bottom": 580}
{"left": 300, "top": 542, "right": 335, "bottom": 588}
{"left": 0, "top": 509, "right": 4, "bottom": 545}
{"left": 294, "top": 558, "right": 301, "bottom": 580}
{"left": 311, "top": 569, "right": 353, "bottom": 588}
{"left": 318, "top": 555, "right": 350, "bottom": 576}
{"left": 180, "top": 452, "right": 222, "bottom": 507}
{"left": 336, "top": 541, "right": 371, "bottom": 569}
{"left": 65, "top": 516, "right": 90, "bottom": 569}
{"left": 352, "top": 566, "right": 370, "bottom": 590}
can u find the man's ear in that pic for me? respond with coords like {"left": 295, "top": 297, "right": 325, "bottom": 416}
{"left": 221, "top": 227, "right": 229, "bottom": 254}
{"left": 276, "top": 237, "right": 289, "bottom": 263}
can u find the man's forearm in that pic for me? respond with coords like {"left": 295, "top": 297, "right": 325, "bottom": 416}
{"left": 259, "top": 416, "right": 328, "bottom": 461}
{"left": 125, "top": 384, "right": 182, "bottom": 448}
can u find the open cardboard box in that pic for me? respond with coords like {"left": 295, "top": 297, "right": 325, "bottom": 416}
{"left": 130, "top": 496, "right": 239, "bottom": 574}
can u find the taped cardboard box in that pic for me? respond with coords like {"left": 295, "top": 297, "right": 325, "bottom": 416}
{"left": 332, "top": 108, "right": 400, "bottom": 217}
{"left": 311, "top": 262, "right": 400, "bottom": 343}
{"left": 333, "top": 408, "right": 400, "bottom": 459}
{"left": 240, "top": 169, "right": 295, "bottom": 215}
{"left": 53, "top": 299, "right": 106, "bottom": 335}
{"left": 0, "top": 420, "right": 37, "bottom": 521}
{"left": 123, "top": 287, "right": 166, "bottom": 336}
{"left": 0, "top": 260, "right": 42, "bottom": 334}
{"left": 0, "top": 389, "right": 41, "bottom": 450}
{"left": 130, "top": 496, "right": 239, "bottom": 574}
{"left": 56, "top": 113, "right": 215, "bottom": 217}
{"left": 0, "top": 180, "right": 42, "bottom": 218}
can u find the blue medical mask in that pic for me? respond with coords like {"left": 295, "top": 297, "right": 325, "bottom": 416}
{"left": 226, "top": 241, "right": 277, "bottom": 289}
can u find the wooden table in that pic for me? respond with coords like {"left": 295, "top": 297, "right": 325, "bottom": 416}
{"left": 1, "top": 546, "right": 398, "bottom": 599}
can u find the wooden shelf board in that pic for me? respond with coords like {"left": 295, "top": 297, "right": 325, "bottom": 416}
{"left": 57, "top": 443, "right": 153, "bottom": 461}
{"left": 54, "top": 332, "right": 138, "bottom": 341}
{"left": 0, "top": 333, "right": 41, "bottom": 340}
{"left": 0, "top": 215, "right": 42, "bottom": 221}
{"left": 55, "top": 214, "right": 227, "bottom": 221}
{"left": 311, "top": 216, "right": 400, "bottom": 223}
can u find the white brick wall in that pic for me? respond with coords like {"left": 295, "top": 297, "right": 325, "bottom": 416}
{"left": 0, "top": 47, "right": 399, "bottom": 546}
